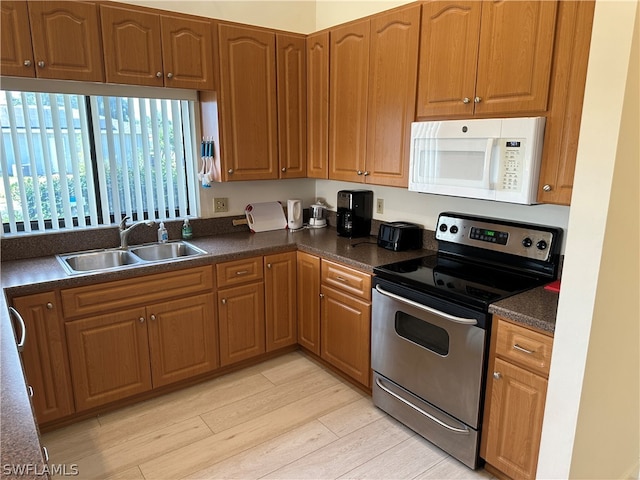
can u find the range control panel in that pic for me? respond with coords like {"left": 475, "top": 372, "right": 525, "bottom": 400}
{"left": 435, "top": 213, "right": 559, "bottom": 262}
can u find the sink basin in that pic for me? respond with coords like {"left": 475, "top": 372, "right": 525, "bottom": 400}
{"left": 59, "top": 250, "right": 140, "bottom": 274}
{"left": 130, "top": 241, "right": 207, "bottom": 261}
{"left": 57, "top": 241, "right": 207, "bottom": 274}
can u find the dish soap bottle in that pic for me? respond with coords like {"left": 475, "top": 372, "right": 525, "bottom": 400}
{"left": 158, "top": 222, "right": 168, "bottom": 243}
{"left": 181, "top": 218, "right": 193, "bottom": 240}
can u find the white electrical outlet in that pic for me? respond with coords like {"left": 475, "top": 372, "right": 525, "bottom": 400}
{"left": 376, "top": 198, "right": 384, "bottom": 214}
{"left": 214, "top": 198, "right": 228, "bottom": 213}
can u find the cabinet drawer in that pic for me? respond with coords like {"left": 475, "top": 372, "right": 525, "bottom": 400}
{"left": 61, "top": 266, "right": 214, "bottom": 319}
{"left": 216, "top": 257, "right": 264, "bottom": 288}
{"left": 495, "top": 319, "right": 553, "bottom": 377}
{"left": 321, "top": 260, "right": 371, "bottom": 300}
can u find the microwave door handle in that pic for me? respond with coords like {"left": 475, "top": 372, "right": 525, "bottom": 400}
{"left": 483, "top": 138, "right": 495, "bottom": 189}
{"left": 375, "top": 285, "right": 477, "bottom": 325}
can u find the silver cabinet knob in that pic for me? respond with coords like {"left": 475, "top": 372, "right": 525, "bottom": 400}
{"left": 462, "top": 97, "right": 470, "bottom": 104}
{"left": 27, "top": 385, "right": 34, "bottom": 397}
{"left": 474, "top": 96, "right": 482, "bottom": 103}
{"left": 150, "top": 314, "right": 157, "bottom": 321}
{"left": 543, "top": 184, "right": 552, "bottom": 192}
{"left": 319, "top": 293, "right": 324, "bottom": 298}
{"left": 139, "top": 317, "right": 145, "bottom": 323}
{"left": 37, "top": 61, "right": 45, "bottom": 68}
{"left": 156, "top": 71, "right": 163, "bottom": 78}
{"left": 228, "top": 169, "right": 234, "bottom": 174}
{"left": 167, "top": 72, "right": 173, "bottom": 79}
{"left": 221, "top": 298, "right": 227, "bottom": 304}
{"left": 493, "top": 372, "right": 502, "bottom": 380}
{"left": 24, "top": 60, "right": 32, "bottom": 67}
{"left": 46, "top": 302, "right": 53, "bottom": 310}
{"left": 356, "top": 170, "right": 363, "bottom": 175}
{"left": 281, "top": 167, "right": 286, "bottom": 172}
{"left": 267, "top": 263, "right": 272, "bottom": 269}
{"left": 363, "top": 171, "right": 370, "bottom": 176}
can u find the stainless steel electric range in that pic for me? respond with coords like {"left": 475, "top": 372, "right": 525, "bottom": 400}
{"left": 371, "top": 212, "right": 562, "bottom": 469}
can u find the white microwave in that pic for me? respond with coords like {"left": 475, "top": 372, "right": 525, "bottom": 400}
{"left": 408, "top": 117, "right": 546, "bottom": 204}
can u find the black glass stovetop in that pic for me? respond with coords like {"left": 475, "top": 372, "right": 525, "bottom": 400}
{"left": 374, "top": 253, "right": 549, "bottom": 311}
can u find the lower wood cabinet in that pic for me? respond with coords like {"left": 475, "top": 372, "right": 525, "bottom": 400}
{"left": 481, "top": 316, "right": 554, "bottom": 480}
{"left": 296, "top": 252, "right": 372, "bottom": 388}
{"left": 11, "top": 291, "right": 75, "bottom": 424}
{"left": 65, "top": 293, "right": 217, "bottom": 411}
{"left": 264, "top": 252, "right": 297, "bottom": 351}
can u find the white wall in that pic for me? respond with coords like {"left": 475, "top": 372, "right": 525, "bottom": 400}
{"left": 537, "top": 1, "right": 640, "bottom": 478}
{"left": 315, "top": 0, "right": 412, "bottom": 30}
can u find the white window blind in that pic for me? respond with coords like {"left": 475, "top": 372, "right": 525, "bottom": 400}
{"left": 0, "top": 91, "right": 198, "bottom": 234}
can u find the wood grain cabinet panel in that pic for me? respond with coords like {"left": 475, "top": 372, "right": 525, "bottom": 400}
{"left": 276, "top": 34, "right": 307, "bottom": 178}
{"left": 320, "top": 285, "right": 371, "bottom": 387}
{"left": 306, "top": 31, "right": 329, "bottom": 179}
{"left": 417, "top": 0, "right": 557, "bottom": 118}
{"left": 12, "top": 292, "right": 74, "bottom": 424}
{"left": 27, "top": 0, "right": 104, "bottom": 82}
{"left": 0, "top": 1, "right": 35, "bottom": 77}
{"left": 264, "top": 252, "right": 297, "bottom": 351}
{"left": 328, "top": 19, "right": 370, "bottom": 183}
{"left": 147, "top": 293, "right": 218, "bottom": 388}
{"left": 65, "top": 307, "right": 152, "bottom": 411}
{"left": 296, "top": 252, "right": 321, "bottom": 355}
{"left": 482, "top": 317, "right": 554, "bottom": 479}
{"left": 100, "top": 5, "right": 164, "bottom": 87}
{"left": 217, "top": 23, "right": 278, "bottom": 181}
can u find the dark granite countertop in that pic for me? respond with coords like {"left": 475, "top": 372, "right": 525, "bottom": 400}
{"left": 0, "top": 226, "right": 554, "bottom": 470}
{"left": 489, "top": 285, "right": 559, "bottom": 334}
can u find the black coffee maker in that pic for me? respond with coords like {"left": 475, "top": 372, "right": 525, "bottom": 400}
{"left": 337, "top": 190, "right": 373, "bottom": 237}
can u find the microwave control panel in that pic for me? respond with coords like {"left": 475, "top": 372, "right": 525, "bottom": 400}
{"left": 497, "top": 139, "right": 526, "bottom": 192}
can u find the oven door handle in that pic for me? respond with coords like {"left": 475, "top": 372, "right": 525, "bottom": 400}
{"left": 375, "top": 376, "right": 470, "bottom": 434}
{"left": 374, "top": 285, "right": 478, "bottom": 326}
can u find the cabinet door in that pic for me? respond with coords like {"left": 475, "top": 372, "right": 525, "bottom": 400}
{"left": 474, "top": 1, "right": 558, "bottom": 115}
{"left": 306, "top": 32, "right": 329, "bottom": 179}
{"left": 416, "top": 1, "right": 481, "bottom": 118}
{"left": 12, "top": 292, "right": 74, "bottom": 424}
{"left": 160, "top": 14, "right": 214, "bottom": 90}
{"left": 366, "top": 5, "right": 420, "bottom": 187}
{"left": 329, "top": 19, "right": 370, "bottom": 183}
{"left": 28, "top": 1, "right": 103, "bottom": 82}
{"left": 484, "top": 358, "right": 548, "bottom": 480}
{"left": 66, "top": 307, "right": 152, "bottom": 411}
{"left": 147, "top": 293, "right": 218, "bottom": 388}
{"left": 537, "top": 0, "right": 595, "bottom": 205}
{"left": 217, "top": 24, "right": 278, "bottom": 181}
{"left": 100, "top": 5, "right": 163, "bottom": 87}
{"left": 0, "top": 1, "right": 35, "bottom": 77}
{"left": 297, "top": 252, "right": 321, "bottom": 355}
{"left": 276, "top": 33, "right": 307, "bottom": 178}
{"left": 320, "top": 285, "right": 371, "bottom": 387}
{"left": 218, "top": 282, "right": 265, "bottom": 366}
{"left": 264, "top": 252, "right": 297, "bottom": 352}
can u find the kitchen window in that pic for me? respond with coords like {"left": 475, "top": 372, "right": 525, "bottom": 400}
{"left": 0, "top": 88, "right": 198, "bottom": 235}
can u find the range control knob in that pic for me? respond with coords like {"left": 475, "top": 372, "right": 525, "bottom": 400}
{"left": 522, "top": 237, "right": 533, "bottom": 248}
{"left": 439, "top": 223, "right": 448, "bottom": 232}
{"left": 450, "top": 225, "right": 459, "bottom": 234}
{"left": 536, "top": 240, "right": 548, "bottom": 250}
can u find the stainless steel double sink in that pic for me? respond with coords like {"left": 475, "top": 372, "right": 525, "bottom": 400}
{"left": 57, "top": 241, "right": 208, "bottom": 275}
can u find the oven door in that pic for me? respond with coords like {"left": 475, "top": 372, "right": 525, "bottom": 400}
{"left": 371, "top": 278, "right": 488, "bottom": 428}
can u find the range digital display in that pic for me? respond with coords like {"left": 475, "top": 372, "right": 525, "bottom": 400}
{"left": 506, "top": 141, "right": 521, "bottom": 148}
{"left": 470, "top": 227, "right": 508, "bottom": 245}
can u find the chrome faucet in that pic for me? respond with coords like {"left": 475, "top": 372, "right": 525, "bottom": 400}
{"left": 119, "top": 216, "right": 155, "bottom": 249}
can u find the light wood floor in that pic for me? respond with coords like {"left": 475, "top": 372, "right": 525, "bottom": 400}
{"left": 42, "top": 351, "right": 494, "bottom": 480}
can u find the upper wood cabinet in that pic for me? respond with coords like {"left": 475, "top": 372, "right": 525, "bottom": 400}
{"left": 0, "top": 1, "right": 103, "bottom": 81}
{"left": 276, "top": 34, "right": 307, "bottom": 179}
{"left": 306, "top": 31, "right": 329, "bottom": 179}
{"left": 417, "top": 1, "right": 558, "bottom": 118}
{"left": 329, "top": 4, "right": 420, "bottom": 186}
{"left": 0, "top": 1, "right": 35, "bottom": 77}
{"left": 537, "top": 0, "right": 595, "bottom": 205}
{"left": 215, "top": 23, "right": 279, "bottom": 181}
{"left": 100, "top": 4, "right": 214, "bottom": 89}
